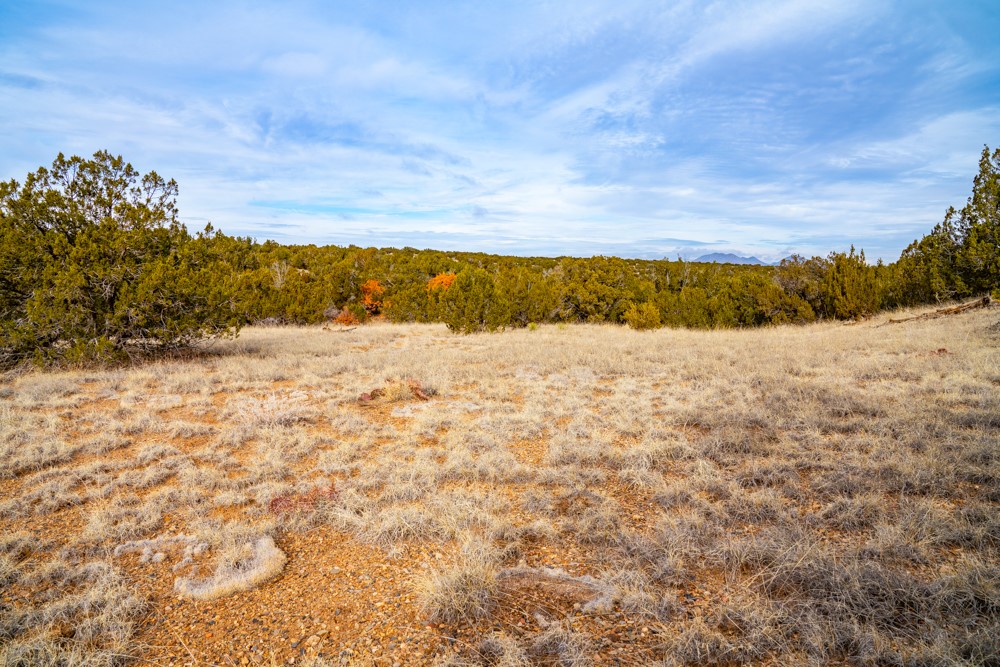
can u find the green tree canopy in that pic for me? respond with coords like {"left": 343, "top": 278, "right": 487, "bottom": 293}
{"left": 891, "top": 144, "right": 1000, "bottom": 304}
{"left": 0, "top": 151, "right": 242, "bottom": 366}
{"left": 956, "top": 145, "right": 1000, "bottom": 296}
{"left": 436, "top": 267, "right": 510, "bottom": 333}
{"left": 823, "top": 246, "right": 880, "bottom": 320}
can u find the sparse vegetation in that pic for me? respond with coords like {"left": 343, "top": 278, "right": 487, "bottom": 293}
{"left": 0, "top": 303, "right": 997, "bottom": 665}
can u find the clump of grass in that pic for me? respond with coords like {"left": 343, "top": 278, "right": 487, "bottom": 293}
{"left": 812, "top": 493, "right": 885, "bottom": 531}
{"left": 359, "top": 377, "right": 436, "bottom": 403}
{"left": 474, "top": 632, "right": 530, "bottom": 666}
{"left": 716, "top": 523, "right": 1000, "bottom": 663}
{"left": 708, "top": 593, "right": 792, "bottom": 663}
{"left": 0, "top": 554, "right": 20, "bottom": 586}
{"left": 83, "top": 494, "right": 163, "bottom": 542}
{"left": 235, "top": 393, "right": 314, "bottom": 428}
{"left": 361, "top": 505, "right": 444, "bottom": 545}
{"left": 574, "top": 502, "right": 625, "bottom": 546}
{"left": 604, "top": 568, "right": 677, "bottom": 620}
{"left": 10, "top": 374, "right": 80, "bottom": 405}
{"left": 934, "top": 557, "right": 1000, "bottom": 618}
{"left": 702, "top": 425, "right": 775, "bottom": 462}
{"left": 0, "top": 436, "right": 82, "bottom": 480}
{"left": 723, "top": 488, "right": 789, "bottom": 526}
{"left": 527, "top": 622, "right": 591, "bottom": 666}
{"left": 442, "top": 623, "right": 592, "bottom": 667}
{"left": 174, "top": 534, "right": 287, "bottom": 600}
{"left": 667, "top": 617, "right": 734, "bottom": 665}
{"left": 652, "top": 508, "right": 723, "bottom": 565}
{"left": 417, "top": 539, "right": 499, "bottom": 624}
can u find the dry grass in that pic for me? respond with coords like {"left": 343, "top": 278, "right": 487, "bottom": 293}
{"left": 418, "top": 540, "right": 500, "bottom": 624}
{"left": 1, "top": 303, "right": 998, "bottom": 665}
{"left": 173, "top": 535, "right": 287, "bottom": 601}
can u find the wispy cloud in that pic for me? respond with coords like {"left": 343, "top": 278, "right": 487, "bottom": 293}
{"left": 1, "top": 1, "right": 997, "bottom": 261}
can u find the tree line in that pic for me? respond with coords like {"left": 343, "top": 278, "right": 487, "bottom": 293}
{"left": 2, "top": 146, "right": 997, "bottom": 365}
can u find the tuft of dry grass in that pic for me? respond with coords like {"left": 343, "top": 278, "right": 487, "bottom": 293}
{"left": 417, "top": 540, "right": 499, "bottom": 625}
{"left": 174, "top": 535, "right": 287, "bottom": 601}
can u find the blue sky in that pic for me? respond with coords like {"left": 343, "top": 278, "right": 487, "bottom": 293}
{"left": 2, "top": 1, "right": 998, "bottom": 261}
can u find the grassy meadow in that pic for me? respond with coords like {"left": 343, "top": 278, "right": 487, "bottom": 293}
{"left": 1, "top": 303, "right": 999, "bottom": 666}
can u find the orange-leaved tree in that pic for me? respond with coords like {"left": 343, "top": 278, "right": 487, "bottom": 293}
{"left": 360, "top": 279, "right": 384, "bottom": 315}
{"left": 427, "top": 273, "right": 457, "bottom": 292}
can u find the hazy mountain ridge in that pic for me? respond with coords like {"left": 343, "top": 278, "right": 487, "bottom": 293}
{"left": 694, "top": 252, "right": 770, "bottom": 265}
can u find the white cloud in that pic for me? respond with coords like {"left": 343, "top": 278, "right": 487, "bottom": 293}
{"left": 827, "top": 109, "right": 1000, "bottom": 176}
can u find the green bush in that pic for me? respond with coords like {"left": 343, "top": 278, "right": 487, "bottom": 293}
{"left": 0, "top": 151, "right": 241, "bottom": 366}
{"left": 437, "top": 268, "right": 510, "bottom": 334}
{"left": 623, "top": 301, "right": 662, "bottom": 330}
{"left": 822, "top": 246, "right": 881, "bottom": 320}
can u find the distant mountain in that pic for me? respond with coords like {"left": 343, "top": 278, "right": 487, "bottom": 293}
{"left": 694, "top": 252, "right": 768, "bottom": 265}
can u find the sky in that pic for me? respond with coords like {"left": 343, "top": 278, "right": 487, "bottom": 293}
{"left": 1, "top": 1, "right": 998, "bottom": 262}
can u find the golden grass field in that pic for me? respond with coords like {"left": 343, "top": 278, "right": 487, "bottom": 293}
{"left": 2, "top": 303, "right": 999, "bottom": 666}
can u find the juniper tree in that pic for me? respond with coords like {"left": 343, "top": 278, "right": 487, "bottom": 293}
{"left": 0, "top": 151, "right": 242, "bottom": 366}
{"left": 437, "top": 267, "right": 510, "bottom": 333}
{"left": 822, "top": 246, "right": 880, "bottom": 320}
{"left": 956, "top": 145, "right": 1000, "bottom": 297}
